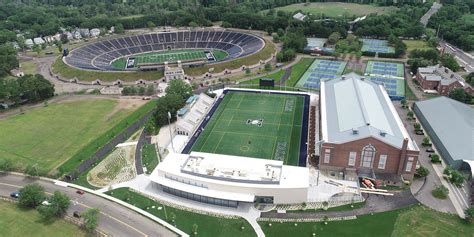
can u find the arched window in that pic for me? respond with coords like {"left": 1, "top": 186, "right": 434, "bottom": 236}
{"left": 361, "top": 145, "right": 376, "bottom": 168}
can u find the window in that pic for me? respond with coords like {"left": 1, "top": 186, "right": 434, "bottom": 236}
{"left": 378, "top": 155, "right": 387, "bottom": 169}
{"left": 324, "top": 153, "right": 331, "bottom": 163}
{"left": 348, "top": 152, "right": 356, "bottom": 166}
{"left": 361, "top": 145, "right": 376, "bottom": 168}
{"left": 405, "top": 161, "right": 413, "bottom": 172}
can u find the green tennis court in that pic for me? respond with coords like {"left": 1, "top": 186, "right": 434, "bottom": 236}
{"left": 111, "top": 49, "right": 228, "bottom": 69}
{"left": 190, "top": 91, "right": 305, "bottom": 166}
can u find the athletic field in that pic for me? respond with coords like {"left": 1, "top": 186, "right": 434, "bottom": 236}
{"left": 112, "top": 49, "right": 228, "bottom": 69}
{"left": 295, "top": 59, "right": 346, "bottom": 90}
{"left": 365, "top": 61, "right": 405, "bottom": 99}
{"left": 190, "top": 91, "right": 305, "bottom": 166}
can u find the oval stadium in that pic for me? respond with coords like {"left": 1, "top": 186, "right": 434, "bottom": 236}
{"left": 64, "top": 30, "right": 265, "bottom": 71}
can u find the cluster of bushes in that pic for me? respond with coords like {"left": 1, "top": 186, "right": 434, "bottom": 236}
{"left": 122, "top": 85, "right": 155, "bottom": 96}
{"left": 432, "top": 185, "right": 449, "bottom": 199}
{"left": 443, "top": 166, "right": 465, "bottom": 187}
{"left": 0, "top": 74, "right": 54, "bottom": 106}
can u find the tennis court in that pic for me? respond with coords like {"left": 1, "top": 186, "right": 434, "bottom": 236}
{"left": 361, "top": 39, "right": 395, "bottom": 54}
{"left": 190, "top": 91, "right": 305, "bottom": 166}
{"left": 295, "top": 59, "right": 346, "bottom": 89}
{"left": 111, "top": 49, "right": 228, "bottom": 69}
{"left": 365, "top": 61, "right": 405, "bottom": 99}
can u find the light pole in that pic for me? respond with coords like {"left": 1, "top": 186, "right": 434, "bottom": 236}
{"left": 168, "top": 112, "right": 175, "bottom": 153}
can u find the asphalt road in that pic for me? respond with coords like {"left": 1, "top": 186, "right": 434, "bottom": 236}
{"left": 0, "top": 173, "right": 177, "bottom": 237}
{"left": 439, "top": 41, "right": 474, "bottom": 73}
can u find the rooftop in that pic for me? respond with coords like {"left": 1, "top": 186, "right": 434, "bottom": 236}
{"left": 415, "top": 97, "right": 474, "bottom": 161}
{"left": 321, "top": 73, "right": 417, "bottom": 150}
{"left": 419, "top": 64, "right": 470, "bottom": 88}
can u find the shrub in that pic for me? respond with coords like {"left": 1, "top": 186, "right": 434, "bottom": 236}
{"left": 432, "top": 185, "right": 449, "bottom": 199}
{"left": 18, "top": 183, "right": 45, "bottom": 208}
{"left": 430, "top": 154, "right": 441, "bottom": 163}
{"left": 415, "top": 166, "right": 429, "bottom": 178}
{"left": 422, "top": 137, "right": 431, "bottom": 146}
{"left": 465, "top": 206, "right": 474, "bottom": 223}
{"left": 414, "top": 123, "right": 421, "bottom": 131}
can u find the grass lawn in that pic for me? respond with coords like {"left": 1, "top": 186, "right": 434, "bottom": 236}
{"left": 52, "top": 57, "right": 164, "bottom": 82}
{"left": 260, "top": 205, "right": 473, "bottom": 237}
{"left": 142, "top": 144, "right": 159, "bottom": 174}
{"left": 405, "top": 80, "right": 418, "bottom": 101}
{"left": 264, "top": 2, "right": 396, "bottom": 18}
{"left": 107, "top": 188, "right": 256, "bottom": 237}
{"left": 0, "top": 201, "right": 85, "bottom": 237}
{"left": 285, "top": 58, "right": 315, "bottom": 87}
{"left": 403, "top": 40, "right": 433, "bottom": 52}
{"left": 19, "top": 60, "right": 37, "bottom": 75}
{"left": 240, "top": 69, "right": 286, "bottom": 85}
{"left": 190, "top": 91, "right": 305, "bottom": 165}
{"left": 0, "top": 98, "right": 137, "bottom": 173}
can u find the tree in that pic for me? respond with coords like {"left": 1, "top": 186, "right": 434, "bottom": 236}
{"left": 245, "top": 68, "right": 251, "bottom": 75}
{"left": 432, "top": 185, "right": 449, "bottom": 199}
{"left": 18, "top": 183, "right": 45, "bottom": 208}
{"left": 56, "top": 41, "right": 62, "bottom": 53}
{"left": 17, "top": 74, "right": 55, "bottom": 102}
{"left": 430, "top": 154, "right": 441, "bottom": 163}
{"left": 422, "top": 137, "right": 431, "bottom": 146}
{"left": 415, "top": 166, "right": 429, "bottom": 178}
{"left": 82, "top": 208, "right": 100, "bottom": 232}
{"left": 33, "top": 44, "right": 41, "bottom": 56}
{"left": 138, "top": 86, "right": 146, "bottom": 95}
{"left": 0, "top": 159, "right": 13, "bottom": 172}
{"left": 440, "top": 54, "right": 460, "bottom": 72}
{"left": 407, "top": 111, "right": 414, "bottom": 119}
{"left": 465, "top": 206, "right": 474, "bottom": 223}
{"left": 189, "top": 22, "right": 198, "bottom": 29}
{"left": 449, "top": 88, "right": 471, "bottom": 104}
{"left": 25, "top": 164, "right": 40, "bottom": 177}
{"left": 147, "top": 21, "right": 155, "bottom": 31}
{"left": 114, "top": 23, "right": 125, "bottom": 34}
{"left": 146, "top": 85, "right": 155, "bottom": 96}
{"left": 153, "top": 94, "right": 184, "bottom": 126}
{"left": 38, "top": 191, "right": 70, "bottom": 221}
{"left": 165, "top": 79, "right": 192, "bottom": 102}
{"left": 327, "top": 32, "right": 341, "bottom": 45}
{"left": 264, "top": 63, "right": 272, "bottom": 72}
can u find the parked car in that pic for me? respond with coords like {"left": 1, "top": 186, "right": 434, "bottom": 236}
{"left": 415, "top": 130, "right": 424, "bottom": 135}
{"left": 10, "top": 192, "right": 20, "bottom": 198}
{"left": 76, "top": 190, "right": 85, "bottom": 195}
{"left": 426, "top": 148, "right": 435, "bottom": 153}
{"left": 73, "top": 211, "right": 81, "bottom": 218}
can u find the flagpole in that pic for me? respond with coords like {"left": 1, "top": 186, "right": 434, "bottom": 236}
{"left": 168, "top": 111, "right": 175, "bottom": 153}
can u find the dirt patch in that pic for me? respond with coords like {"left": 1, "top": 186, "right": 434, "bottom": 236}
{"left": 105, "top": 97, "right": 148, "bottom": 120}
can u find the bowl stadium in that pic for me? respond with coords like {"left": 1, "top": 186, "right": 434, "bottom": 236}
{"left": 63, "top": 30, "right": 265, "bottom": 71}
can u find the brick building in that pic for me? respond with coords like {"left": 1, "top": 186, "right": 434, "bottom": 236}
{"left": 320, "top": 73, "right": 419, "bottom": 184}
{"left": 416, "top": 64, "right": 473, "bottom": 96}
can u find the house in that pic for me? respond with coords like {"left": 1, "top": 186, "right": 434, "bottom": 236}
{"left": 319, "top": 73, "right": 419, "bottom": 184}
{"left": 25, "top": 39, "right": 34, "bottom": 48}
{"left": 33, "top": 37, "right": 45, "bottom": 45}
{"left": 73, "top": 30, "right": 82, "bottom": 40}
{"left": 90, "top": 28, "right": 101, "bottom": 37}
{"left": 65, "top": 32, "right": 74, "bottom": 40}
{"left": 79, "top": 28, "right": 90, "bottom": 38}
{"left": 414, "top": 97, "right": 474, "bottom": 179}
{"left": 416, "top": 64, "right": 473, "bottom": 96}
{"left": 293, "top": 12, "right": 307, "bottom": 21}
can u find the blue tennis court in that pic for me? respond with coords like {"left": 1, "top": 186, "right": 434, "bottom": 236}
{"left": 295, "top": 59, "right": 346, "bottom": 90}
{"left": 361, "top": 39, "right": 395, "bottom": 54}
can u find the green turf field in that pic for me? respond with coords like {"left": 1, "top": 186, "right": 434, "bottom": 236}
{"left": 190, "top": 91, "right": 304, "bottom": 166}
{"left": 112, "top": 49, "right": 228, "bottom": 69}
{"left": 0, "top": 201, "right": 85, "bottom": 237}
{"left": 0, "top": 99, "right": 139, "bottom": 172}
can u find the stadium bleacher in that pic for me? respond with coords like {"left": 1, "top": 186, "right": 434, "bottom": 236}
{"left": 65, "top": 30, "right": 264, "bottom": 71}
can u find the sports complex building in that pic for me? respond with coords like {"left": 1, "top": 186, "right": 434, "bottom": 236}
{"left": 320, "top": 73, "right": 419, "bottom": 183}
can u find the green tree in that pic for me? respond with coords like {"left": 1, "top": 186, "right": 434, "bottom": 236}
{"left": 82, "top": 208, "right": 100, "bottom": 232}
{"left": 147, "top": 21, "right": 155, "bottom": 31}
{"left": 465, "top": 206, "right": 474, "bottom": 223}
{"left": 432, "top": 185, "right": 449, "bottom": 199}
{"left": 449, "top": 88, "right": 471, "bottom": 104}
{"left": 422, "top": 137, "right": 431, "bottom": 146}
{"left": 25, "top": 164, "right": 40, "bottom": 177}
{"left": 165, "top": 79, "right": 192, "bottom": 102}
{"left": 245, "top": 68, "right": 251, "bottom": 75}
{"left": 264, "top": 63, "right": 272, "bottom": 72}
{"left": 415, "top": 166, "right": 429, "bottom": 178}
{"left": 153, "top": 94, "right": 184, "bottom": 126}
{"left": 33, "top": 44, "right": 41, "bottom": 56}
{"left": 146, "top": 85, "right": 155, "bottom": 95}
{"left": 407, "top": 111, "right": 414, "bottom": 119}
{"left": 114, "top": 23, "right": 125, "bottom": 34}
{"left": 18, "top": 183, "right": 45, "bottom": 208}
{"left": 440, "top": 54, "right": 460, "bottom": 72}
{"left": 430, "top": 154, "right": 441, "bottom": 163}
{"left": 189, "top": 22, "right": 198, "bottom": 29}
{"left": 56, "top": 41, "right": 62, "bottom": 53}
{"left": 138, "top": 86, "right": 146, "bottom": 95}
{"left": 327, "top": 32, "right": 341, "bottom": 45}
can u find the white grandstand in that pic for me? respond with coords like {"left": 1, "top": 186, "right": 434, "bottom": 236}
{"left": 175, "top": 93, "right": 216, "bottom": 136}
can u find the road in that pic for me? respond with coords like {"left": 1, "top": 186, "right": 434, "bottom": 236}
{"left": 420, "top": 2, "right": 442, "bottom": 27}
{"left": 439, "top": 41, "right": 474, "bottom": 73}
{"left": 0, "top": 173, "right": 177, "bottom": 237}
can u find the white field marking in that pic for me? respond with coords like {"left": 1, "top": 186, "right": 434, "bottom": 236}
{"left": 116, "top": 141, "right": 138, "bottom": 147}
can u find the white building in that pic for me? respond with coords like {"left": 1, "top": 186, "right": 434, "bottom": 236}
{"left": 175, "top": 93, "right": 216, "bottom": 136}
{"left": 33, "top": 37, "right": 45, "bottom": 45}
{"left": 79, "top": 28, "right": 90, "bottom": 38}
{"left": 293, "top": 12, "right": 307, "bottom": 21}
{"left": 150, "top": 152, "right": 309, "bottom": 207}
{"left": 164, "top": 61, "right": 185, "bottom": 81}
{"left": 73, "top": 30, "right": 82, "bottom": 39}
{"left": 90, "top": 28, "right": 101, "bottom": 37}
{"left": 25, "top": 39, "right": 34, "bottom": 48}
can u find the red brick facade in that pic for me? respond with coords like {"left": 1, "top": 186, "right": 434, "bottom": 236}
{"left": 416, "top": 70, "right": 472, "bottom": 96}
{"left": 320, "top": 137, "right": 419, "bottom": 180}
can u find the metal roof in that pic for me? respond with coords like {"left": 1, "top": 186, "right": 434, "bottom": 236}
{"left": 321, "top": 73, "right": 417, "bottom": 150}
{"left": 415, "top": 97, "right": 474, "bottom": 161}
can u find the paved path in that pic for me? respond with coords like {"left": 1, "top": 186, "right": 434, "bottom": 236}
{"left": 262, "top": 190, "right": 417, "bottom": 219}
{"left": 420, "top": 2, "right": 442, "bottom": 27}
{"left": 393, "top": 101, "right": 457, "bottom": 214}
{"left": 0, "top": 173, "right": 177, "bottom": 237}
